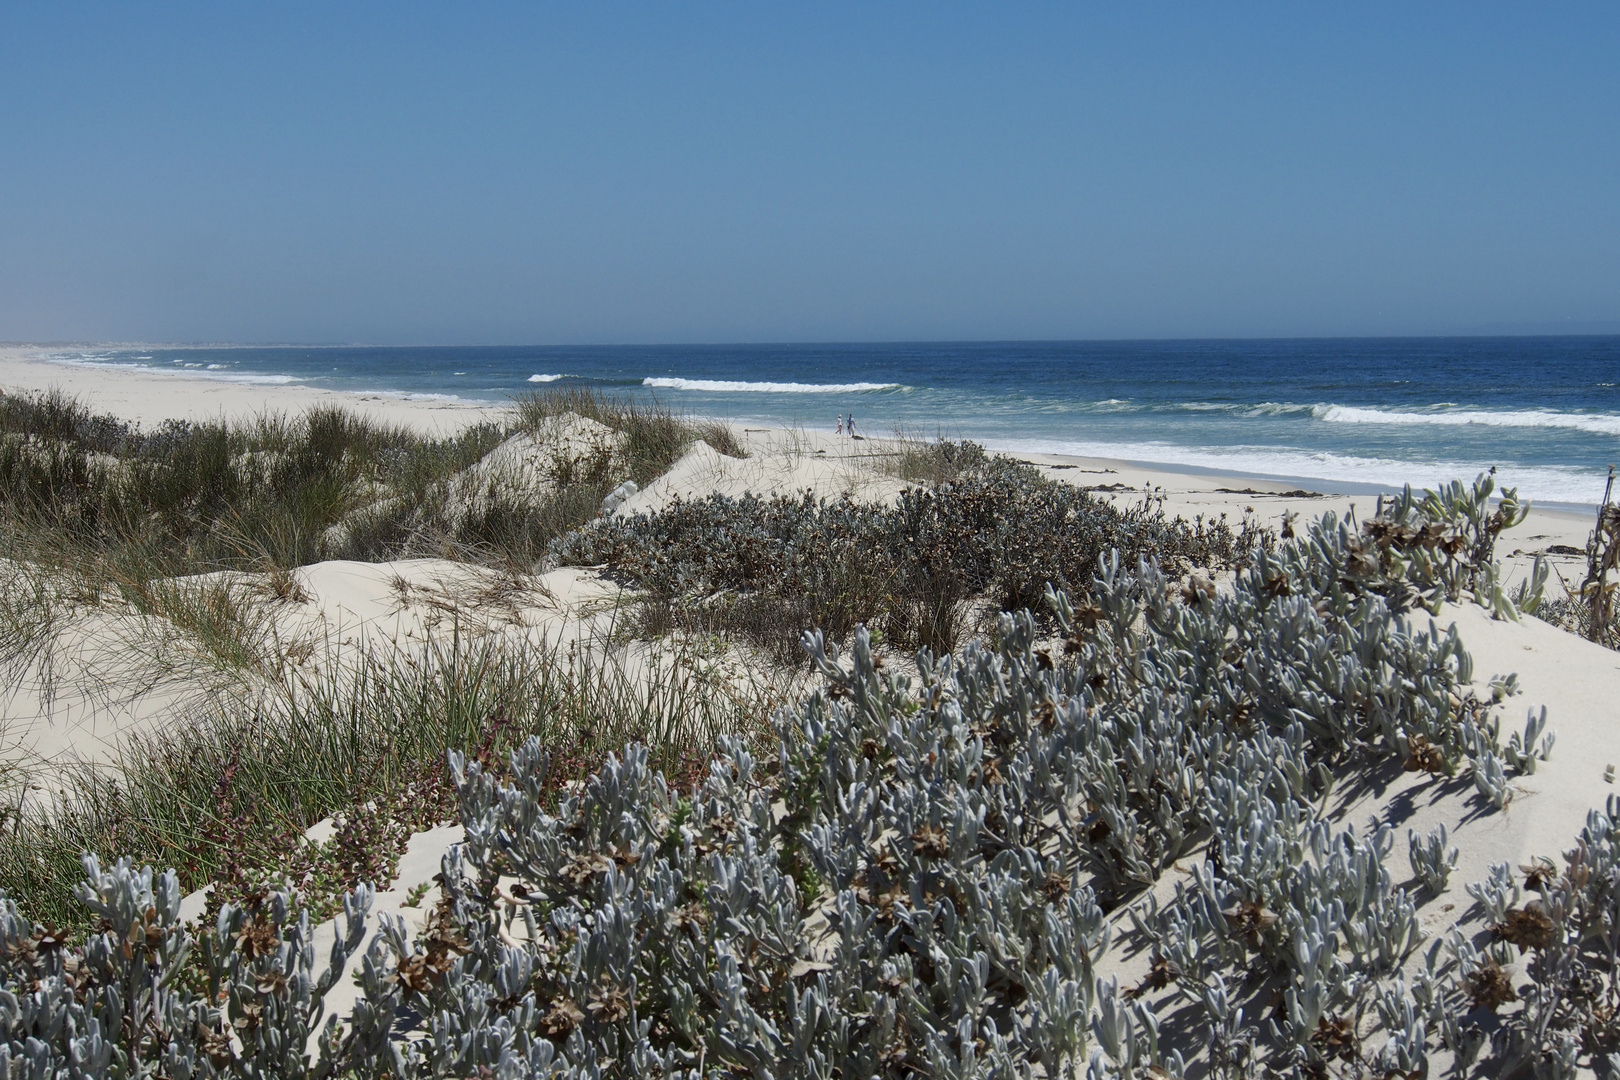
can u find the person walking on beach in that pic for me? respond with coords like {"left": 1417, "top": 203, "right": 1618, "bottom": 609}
{"left": 848, "top": 413, "right": 856, "bottom": 437}
{"left": 836, "top": 415, "right": 843, "bottom": 435}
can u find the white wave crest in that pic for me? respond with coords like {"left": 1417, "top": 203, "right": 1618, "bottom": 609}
{"left": 43, "top": 353, "right": 303, "bottom": 385}
{"left": 643, "top": 377, "right": 901, "bottom": 393}
{"left": 1314, "top": 404, "right": 1620, "bottom": 436}
{"left": 987, "top": 436, "right": 1610, "bottom": 506}
{"left": 348, "top": 389, "right": 472, "bottom": 403}
{"left": 1175, "top": 401, "right": 1312, "bottom": 417}
{"left": 527, "top": 373, "right": 565, "bottom": 383}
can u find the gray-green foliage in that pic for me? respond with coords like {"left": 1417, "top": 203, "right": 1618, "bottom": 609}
{"left": 1409, "top": 823, "right": 1460, "bottom": 894}
{"left": 552, "top": 453, "right": 1266, "bottom": 659}
{"left": 1360, "top": 471, "right": 1546, "bottom": 619}
{"left": 0, "top": 856, "right": 386, "bottom": 1079}
{"left": 4, "top": 473, "right": 1613, "bottom": 1078}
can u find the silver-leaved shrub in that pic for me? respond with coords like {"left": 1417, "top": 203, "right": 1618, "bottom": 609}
{"left": 3, "top": 474, "right": 1614, "bottom": 1079}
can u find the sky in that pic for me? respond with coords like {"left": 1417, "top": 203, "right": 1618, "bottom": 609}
{"left": 1, "top": 3, "right": 1617, "bottom": 345}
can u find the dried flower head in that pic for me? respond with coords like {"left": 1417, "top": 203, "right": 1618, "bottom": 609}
{"left": 1221, "top": 901, "right": 1278, "bottom": 950}
{"left": 1519, "top": 856, "right": 1557, "bottom": 891}
{"left": 1494, "top": 905, "right": 1556, "bottom": 952}
{"left": 234, "top": 914, "right": 280, "bottom": 961}
{"left": 540, "top": 997, "right": 585, "bottom": 1038}
{"left": 1404, "top": 734, "right": 1447, "bottom": 775}
{"left": 1468, "top": 960, "right": 1518, "bottom": 1012}
{"left": 912, "top": 826, "right": 950, "bottom": 858}
{"left": 586, "top": 978, "right": 632, "bottom": 1025}
{"left": 1311, "top": 1015, "right": 1359, "bottom": 1062}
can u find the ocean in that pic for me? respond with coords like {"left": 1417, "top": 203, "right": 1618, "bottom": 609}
{"left": 42, "top": 338, "right": 1620, "bottom": 510}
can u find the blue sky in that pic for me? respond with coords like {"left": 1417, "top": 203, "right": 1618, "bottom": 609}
{"left": 2, "top": 3, "right": 1616, "bottom": 343}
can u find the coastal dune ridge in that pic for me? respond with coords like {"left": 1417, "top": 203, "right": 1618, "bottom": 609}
{"left": 1, "top": 342, "right": 1618, "bottom": 1077}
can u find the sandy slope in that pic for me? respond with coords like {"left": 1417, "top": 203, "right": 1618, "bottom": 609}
{"left": 1093, "top": 599, "right": 1620, "bottom": 1063}
{"left": 0, "top": 560, "right": 630, "bottom": 798}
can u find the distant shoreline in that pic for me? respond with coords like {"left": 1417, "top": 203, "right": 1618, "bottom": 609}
{"left": 0, "top": 344, "right": 492, "bottom": 435}
{"left": 0, "top": 341, "right": 1604, "bottom": 528}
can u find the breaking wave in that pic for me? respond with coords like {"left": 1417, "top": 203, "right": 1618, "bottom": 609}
{"left": 643, "top": 377, "right": 902, "bottom": 393}
{"left": 990, "top": 436, "right": 1609, "bottom": 506}
{"left": 1313, "top": 404, "right": 1620, "bottom": 436}
{"left": 43, "top": 353, "right": 303, "bottom": 385}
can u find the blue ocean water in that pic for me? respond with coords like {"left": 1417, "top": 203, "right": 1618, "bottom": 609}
{"left": 43, "top": 339, "right": 1620, "bottom": 509}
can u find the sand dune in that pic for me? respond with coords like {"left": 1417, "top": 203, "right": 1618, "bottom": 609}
{"left": 3, "top": 346, "right": 1617, "bottom": 1072}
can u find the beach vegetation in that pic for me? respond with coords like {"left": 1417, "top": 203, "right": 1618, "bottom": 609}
{"left": 0, "top": 628, "right": 778, "bottom": 929}
{"left": 0, "top": 386, "right": 733, "bottom": 582}
{"left": 3, "top": 474, "right": 1614, "bottom": 1078}
{"left": 873, "top": 428, "right": 989, "bottom": 486}
{"left": 1539, "top": 468, "right": 1620, "bottom": 649}
{"left": 554, "top": 451, "right": 1270, "bottom": 661}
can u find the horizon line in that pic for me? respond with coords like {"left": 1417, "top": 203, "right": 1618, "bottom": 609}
{"left": 8, "top": 330, "right": 1620, "bottom": 351}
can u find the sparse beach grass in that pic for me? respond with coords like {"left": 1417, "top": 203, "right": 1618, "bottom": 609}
{"left": 0, "top": 627, "right": 778, "bottom": 927}
{"left": 874, "top": 427, "right": 987, "bottom": 485}
{"left": 0, "top": 386, "right": 731, "bottom": 582}
{"left": 512, "top": 386, "right": 744, "bottom": 482}
{"left": 0, "top": 386, "right": 770, "bottom": 921}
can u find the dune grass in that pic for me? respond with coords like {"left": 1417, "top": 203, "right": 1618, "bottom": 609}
{"left": 0, "top": 387, "right": 772, "bottom": 924}
{"left": 0, "top": 627, "right": 779, "bottom": 928}
{"left": 513, "top": 386, "right": 744, "bottom": 477}
{"left": 873, "top": 428, "right": 989, "bottom": 486}
{"left": 0, "top": 385, "right": 738, "bottom": 585}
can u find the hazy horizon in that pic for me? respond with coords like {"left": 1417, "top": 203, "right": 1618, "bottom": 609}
{"left": 15, "top": 330, "right": 1620, "bottom": 350}
{"left": 4, "top": 4, "right": 1617, "bottom": 344}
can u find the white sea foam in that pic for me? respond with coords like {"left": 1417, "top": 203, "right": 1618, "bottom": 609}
{"left": 990, "top": 436, "right": 1609, "bottom": 506}
{"left": 1173, "top": 401, "right": 1312, "bottom": 417}
{"left": 643, "top": 377, "right": 901, "bottom": 393}
{"left": 1245, "top": 402, "right": 1314, "bottom": 417}
{"left": 527, "top": 373, "right": 565, "bottom": 383}
{"left": 43, "top": 353, "right": 303, "bottom": 385}
{"left": 1313, "top": 404, "right": 1620, "bottom": 436}
{"left": 349, "top": 389, "right": 471, "bottom": 403}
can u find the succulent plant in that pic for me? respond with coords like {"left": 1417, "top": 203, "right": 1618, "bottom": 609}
{"left": 0, "top": 856, "right": 386, "bottom": 1079}
{"left": 551, "top": 455, "right": 1267, "bottom": 656}
{"left": 1409, "top": 823, "right": 1460, "bottom": 894}
{"left": 7, "top": 471, "right": 1615, "bottom": 1078}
